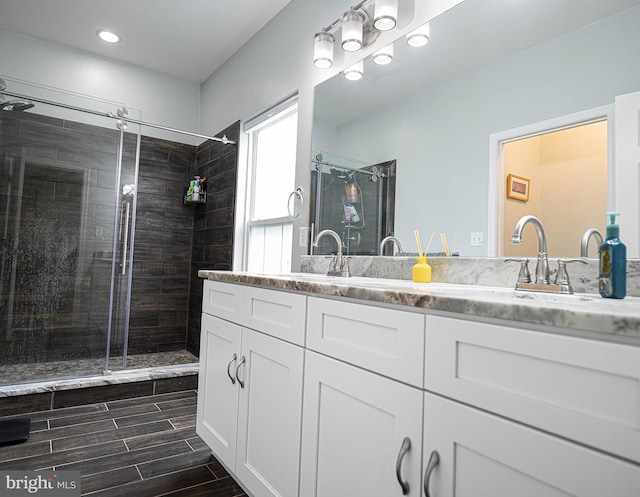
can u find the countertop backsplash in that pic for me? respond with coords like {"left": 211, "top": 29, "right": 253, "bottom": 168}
{"left": 300, "top": 256, "right": 640, "bottom": 297}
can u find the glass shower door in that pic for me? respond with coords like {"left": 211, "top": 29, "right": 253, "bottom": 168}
{"left": 0, "top": 79, "right": 139, "bottom": 384}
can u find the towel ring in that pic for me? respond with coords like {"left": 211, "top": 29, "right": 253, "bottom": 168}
{"left": 287, "top": 187, "right": 304, "bottom": 218}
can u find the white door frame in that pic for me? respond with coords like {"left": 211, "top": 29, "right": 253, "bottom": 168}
{"left": 614, "top": 91, "right": 640, "bottom": 258}
{"left": 487, "top": 105, "right": 614, "bottom": 256}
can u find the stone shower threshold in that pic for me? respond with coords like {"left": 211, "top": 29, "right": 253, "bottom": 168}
{"left": 0, "top": 350, "right": 199, "bottom": 398}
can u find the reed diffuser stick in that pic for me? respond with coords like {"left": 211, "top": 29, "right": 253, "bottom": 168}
{"left": 414, "top": 230, "right": 423, "bottom": 257}
{"left": 424, "top": 230, "right": 436, "bottom": 256}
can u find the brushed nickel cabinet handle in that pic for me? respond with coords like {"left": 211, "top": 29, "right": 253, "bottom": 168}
{"left": 395, "top": 437, "right": 411, "bottom": 495}
{"left": 423, "top": 450, "right": 440, "bottom": 497}
{"left": 235, "top": 355, "right": 246, "bottom": 388}
{"left": 226, "top": 353, "right": 237, "bottom": 384}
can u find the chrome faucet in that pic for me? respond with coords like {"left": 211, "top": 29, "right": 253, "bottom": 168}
{"left": 313, "top": 229, "right": 351, "bottom": 277}
{"left": 580, "top": 228, "right": 603, "bottom": 257}
{"left": 511, "top": 215, "right": 550, "bottom": 284}
{"left": 508, "top": 215, "right": 587, "bottom": 294}
{"left": 379, "top": 236, "right": 404, "bottom": 256}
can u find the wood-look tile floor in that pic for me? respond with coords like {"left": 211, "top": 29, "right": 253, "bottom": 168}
{"left": 0, "top": 390, "right": 248, "bottom": 496}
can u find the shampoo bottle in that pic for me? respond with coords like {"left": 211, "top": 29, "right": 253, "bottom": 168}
{"left": 599, "top": 212, "right": 626, "bottom": 299}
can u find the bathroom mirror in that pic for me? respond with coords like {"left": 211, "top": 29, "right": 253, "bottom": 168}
{"left": 311, "top": 0, "right": 640, "bottom": 257}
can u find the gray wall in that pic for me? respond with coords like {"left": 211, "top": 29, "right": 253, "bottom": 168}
{"left": 0, "top": 28, "right": 200, "bottom": 144}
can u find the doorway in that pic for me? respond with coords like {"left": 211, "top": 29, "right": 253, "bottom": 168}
{"left": 488, "top": 106, "right": 613, "bottom": 257}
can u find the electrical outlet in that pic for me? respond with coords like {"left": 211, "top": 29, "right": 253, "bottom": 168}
{"left": 470, "top": 232, "right": 484, "bottom": 247}
{"left": 299, "top": 227, "right": 309, "bottom": 248}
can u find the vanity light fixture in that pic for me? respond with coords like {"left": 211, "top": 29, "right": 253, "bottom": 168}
{"left": 341, "top": 10, "right": 365, "bottom": 52}
{"left": 372, "top": 43, "right": 393, "bottom": 65}
{"left": 314, "top": 32, "right": 335, "bottom": 68}
{"left": 373, "top": 0, "right": 398, "bottom": 31}
{"left": 313, "top": 0, "right": 393, "bottom": 68}
{"left": 96, "top": 29, "right": 121, "bottom": 43}
{"left": 344, "top": 60, "right": 364, "bottom": 80}
{"left": 406, "top": 22, "right": 430, "bottom": 47}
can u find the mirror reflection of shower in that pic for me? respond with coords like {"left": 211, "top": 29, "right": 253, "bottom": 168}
{"left": 310, "top": 152, "right": 396, "bottom": 256}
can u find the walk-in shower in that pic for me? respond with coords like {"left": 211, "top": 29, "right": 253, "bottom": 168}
{"left": 0, "top": 77, "right": 235, "bottom": 386}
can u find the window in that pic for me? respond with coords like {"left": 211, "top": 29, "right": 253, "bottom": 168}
{"left": 243, "top": 96, "right": 298, "bottom": 272}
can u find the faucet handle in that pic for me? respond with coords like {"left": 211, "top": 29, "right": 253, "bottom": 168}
{"left": 340, "top": 256, "right": 352, "bottom": 277}
{"left": 505, "top": 258, "right": 531, "bottom": 283}
{"left": 554, "top": 258, "right": 587, "bottom": 286}
{"left": 328, "top": 254, "right": 338, "bottom": 272}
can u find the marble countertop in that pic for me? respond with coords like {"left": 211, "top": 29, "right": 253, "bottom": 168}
{"left": 199, "top": 270, "right": 640, "bottom": 342}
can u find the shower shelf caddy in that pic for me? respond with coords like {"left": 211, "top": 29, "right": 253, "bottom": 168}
{"left": 184, "top": 192, "right": 207, "bottom": 205}
{"left": 184, "top": 176, "right": 207, "bottom": 205}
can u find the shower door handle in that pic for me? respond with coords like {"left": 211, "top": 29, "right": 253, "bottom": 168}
{"left": 121, "top": 200, "right": 131, "bottom": 275}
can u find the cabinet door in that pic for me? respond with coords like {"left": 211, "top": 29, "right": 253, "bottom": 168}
{"left": 196, "top": 313, "right": 241, "bottom": 470}
{"left": 423, "top": 393, "right": 640, "bottom": 497}
{"left": 235, "top": 328, "right": 304, "bottom": 497}
{"left": 300, "top": 351, "right": 423, "bottom": 497}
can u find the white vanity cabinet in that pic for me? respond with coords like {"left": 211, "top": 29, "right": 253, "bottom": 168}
{"left": 197, "top": 280, "right": 305, "bottom": 497}
{"left": 198, "top": 278, "right": 640, "bottom": 497}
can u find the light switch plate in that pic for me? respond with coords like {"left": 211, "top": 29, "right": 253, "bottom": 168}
{"left": 299, "top": 227, "right": 309, "bottom": 248}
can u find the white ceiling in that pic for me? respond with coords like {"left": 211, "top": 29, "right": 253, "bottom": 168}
{"left": 0, "top": 0, "right": 292, "bottom": 83}
{"left": 0, "top": 0, "right": 639, "bottom": 90}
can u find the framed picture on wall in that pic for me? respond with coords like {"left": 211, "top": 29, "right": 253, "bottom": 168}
{"left": 506, "top": 174, "right": 530, "bottom": 202}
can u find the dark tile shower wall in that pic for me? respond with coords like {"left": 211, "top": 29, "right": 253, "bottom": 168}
{"left": 128, "top": 135, "right": 197, "bottom": 355}
{"left": 187, "top": 122, "right": 240, "bottom": 355}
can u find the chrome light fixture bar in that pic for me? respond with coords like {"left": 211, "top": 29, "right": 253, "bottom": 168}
{"left": 313, "top": 0, "right": 390, "bottom": 69}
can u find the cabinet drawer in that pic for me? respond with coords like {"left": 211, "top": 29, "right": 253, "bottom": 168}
{"left": 242, "top": 286, "right": 307, "bottom": 345}
{"left": 202, "top": 280, "right": 243, "bottom": 322}
{"left": 307, "top": 297, "right": 425, "bottom": 387}
{"left": 425, "top": 314, "right": 640, "bottom": 464}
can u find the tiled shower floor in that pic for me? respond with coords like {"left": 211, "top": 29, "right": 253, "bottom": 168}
{"left": 0, "top": 350, "right": 199, "bottom": 385}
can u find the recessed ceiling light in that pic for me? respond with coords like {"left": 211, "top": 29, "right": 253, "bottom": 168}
{"left": 96, "top": 29, "right": 121, "bottom": 43}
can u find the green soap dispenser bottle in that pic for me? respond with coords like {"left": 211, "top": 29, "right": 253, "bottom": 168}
{"left": 599, "top": 212, "right": 626, "bottom": 299}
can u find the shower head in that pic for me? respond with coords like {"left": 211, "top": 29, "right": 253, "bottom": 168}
{"left": 0, "top": 99, "right": 35, "bottom": 112}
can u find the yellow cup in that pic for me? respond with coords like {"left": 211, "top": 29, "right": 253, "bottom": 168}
{"left": 412, "top": 256, "right": 432, "bottom": 283}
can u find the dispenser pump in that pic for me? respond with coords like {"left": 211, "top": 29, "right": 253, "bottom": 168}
{"left": 606, "top": 211, "right": 620, "bottom": 238}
